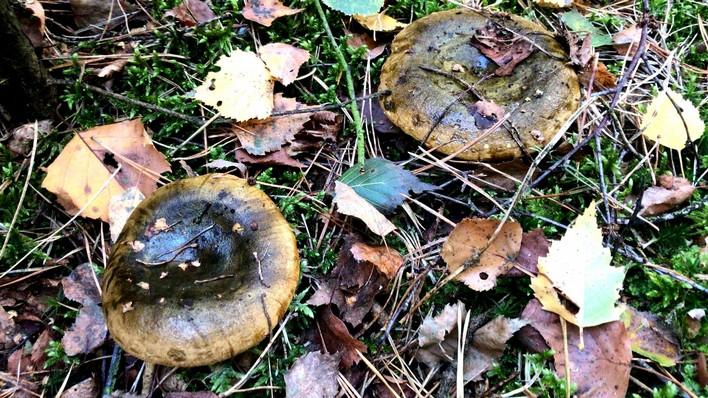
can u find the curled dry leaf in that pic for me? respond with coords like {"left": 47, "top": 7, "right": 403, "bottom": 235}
{"left": 61, "top": 303, "right": 107, "bottom": 356}
{"left": 641, "top": 88, "right": 704, "bottom": 151}
{"left": 640, "top": 175, "right": 695, "bottom": 216}
{"left": 353, "top": 12, "right": 406, "bottom": 32}
{"left": 349, "top": 241, "right": 404, "bottom": 279}
{"left": 232, "top": 94, "right": 310, "bottom": 155}
{"left": 41, "top": 119, "right": 171, "bottom": 222}
{"left": 579, "top": 61, "right": 617, "bottom": 90}
{"left": 334, "top": 181, "right": 396, "bottom": 237}
{"left": 620, "top": 305, "right": 680, "bottom": 367}
{"left": 194, "top": 50, "right": 274, "bottom": 121}
{"left": 164, "top": 0, "right": 216, "bottom": 27}
{"left": 505, "top": 229, "right": 550, "bottom": 277}
{"left": 470, "top": 21, "right": 535, "bottom": 76}
{"left": 441, "top": 218, "right": 522, "bottom": 291}
{"left": 235, "top": 148, "right": 304, "bottom": 168}
{"left": 259, "top": 43, "right": 310, "bottom": 86}
{"left": 242, "top": 0, "right": 302, "bottom": 27}
{"left": 62, "top": 263, "right": 101, "bottom": 306}
{"left": 108, "top": 187, "right": 145, "bottom": 242}
{"left": 521, "top": 299, "right": 631, "bottom": 398}
{"left": 416, "top": 302, "right": 461, "bottom": 367}
{"left": 309, "top": 306, "right": 367, "bottom": 368}
{"left": 530, "top": 203, "right": 624, "bottom": 339}
{"left": 284, "top": 351, "right": 340, "bottom": 398}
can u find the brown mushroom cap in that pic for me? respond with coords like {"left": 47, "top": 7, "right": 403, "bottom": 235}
{"left": 379, "top": 9, "right": 580, "bottom": 162}
{"left": 102, "top": 174, "right": 299, "bottom": 367}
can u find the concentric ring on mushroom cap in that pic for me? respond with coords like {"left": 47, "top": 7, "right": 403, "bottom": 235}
{"left": 379, "top": 9, "right": 580, "bottom": 162}
{"left": 102, "top": 174, "right": 299, "bottom": 367}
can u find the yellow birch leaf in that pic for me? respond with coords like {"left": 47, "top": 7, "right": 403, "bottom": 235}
{"left": 530, "top": 202, "right": 625, "bottom": 339}
{"left": 194, "top": 50, "right": 274, "bottom": 121}
{"left": 353, "top": 12, "right": 406, "bottom": 32}
{"left": 641, "top": 88, "right": 704, "bottom": 150}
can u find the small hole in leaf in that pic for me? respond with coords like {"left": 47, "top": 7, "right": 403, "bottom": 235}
{"left": 103, "top": 153, "right": 119, "bottom": 168}
{"left": 208, "top": 79, "right": 216, "bottom": 91}
{"left": 479, "top": 272, "right": 488, "bottom": 280}
{"left": 216, "top": 100, "right": 223, "bottom": 107}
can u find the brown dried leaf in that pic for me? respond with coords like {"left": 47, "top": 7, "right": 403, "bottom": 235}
{"left": 640, "top": 175, "right": 695, "bottom": 216}
{"left": 470, "top": 100, "right": 505, "bottom": 129}
{"left": 61, "top": 378, "right": 99, "bottom": 398}
{"left": 61, "top": 303, "right": 107, "bottom": 356}
{"left": 6, "top": 120, "right": 51, "bottom": 158}
{"left": 70, "top": 0, "right": 134, "bottom": 28}
{"left": 235, "top": 148, "right": 304, "bottom": 168}
{"left": 286, "top": 111, "right": 341, "bottom": 155}
{"left": 259, "top": 43, "right": 310, "bottom": 86}
{"left": 416, "top": 302, "right": 461, "bottom": 367}
{"left": 284, "top": 351, "right": 340, "bottom": 398}
{"left": 612, "top": 25, "right": 641, "bottom": 56}
{"left": 346, "top": 31, "right": 387, "bottom": 60}
{"left": 579, "top": 61, "right": 617, "bottom": 90}
{"left": 349, "top": 241, "right": 403, "bottom": 279}
{"left": 62, "top": 263, "right": 101, "bottom": 306}
{"left": 463, "top": 316, "right": 527, "bottom": 381}
{"left": 41, "top": 119, "right": 171, "bottom": 222}
{"left": 164, "top": 0, "right": 216, "bottom": 27}
{"left": 232, "top": 94, "right": 310, "bottom": 155}
{"left": 310, "top": 306, "right": 367, "bottom": 368}
{"left": 17, "top": 0, "right": 45, "bottom": 47}
{"left": 8, "top": 329, "right": 50, "bottom": 374}
{"left": 521, "top": 299, "right": 631, "bottom": 398}
{"left": 334, "top": 182, "right": 396, "bottom": 237}
{"left": 242, "top": 0, "right": 302, "bottom": 27}
{"left": 441, "top": 218, "right": 522, "bottom": 291}
{"left": 470, "top": 21, "right": 535, "bottom": 76}
{"left": 621, "top": 305, "right": 680, "bottom": 367}
{"left": 506, "top": 229, "right": 550, "bottom": 277}
{"left": 0, "top": 307, "right": 17, "bottom": 350}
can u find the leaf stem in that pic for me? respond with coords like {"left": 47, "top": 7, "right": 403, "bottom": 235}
{"left": 313, "top": 0, "right": 366, "bottom": 167}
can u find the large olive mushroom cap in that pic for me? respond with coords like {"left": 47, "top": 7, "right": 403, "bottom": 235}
{"left": 102, "top": 174, "right": 299, "bottom": 367}
{"left": 379, "top": 9, "right": 580, "bottom": 162}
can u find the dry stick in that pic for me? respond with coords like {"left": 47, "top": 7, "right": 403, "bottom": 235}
{"left": 313, "top": 0, "right": 366, "bottom": 167}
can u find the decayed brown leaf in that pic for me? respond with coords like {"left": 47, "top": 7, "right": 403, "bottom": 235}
{"left": 235, "top": 148, "right": 304, "bottom": 168}
{"left": 463, "top": 316, "right": 527, "bottom": 381}
{"left": 333, "top": 181, "right": 396, "bottom": 237}
{"left": 17, "top": 0, "right": 45, "bottom": 47}
{"left": 232, "top": 94, "right": 310, "bottom": 155}
{"left": 69, "top": 0, "right": 134, "bottom": 28}
{"left": 41, "top": 119, "right": 171, "bottom": 222}
{"left": 506, "top": 229, "right": 550, "bottom": 277}
{"left": 470, "top": 100, "right": 505, "bottom": 129}
{"left": 242, "top": 0, "right": 302, "bottom": 27}
{"left": 346, "top": 30, "right": 387, "bottom": 60}
{"left": 62, "top": 263, "right": 101, "bottom": 307}
{"left": 309, "top": 306, "right": 367, "bottom": 368}
{"left": 470, "top": 21, "right": 535, "bottom": 76}
{"left": 61, "top": 378, "right": 99, "bottom": 398}
{"left": 6, "top": 120, "right": 51, "bottom": 157}
{"left": 164, "top": 0, "right": 216, "bottom": 27}
{"left": 61, "top": 303, "right": 107, "bottom": 356}
{"left": 286, "top": 110, "right": 341, "bottom": 155}
{"left": 640, "top": 175, "right": 695, "bottom": 216}
{"left": 416, "top": 302, "right": 460, "bottom": 367}
{"left": 308, "top": 238, "right": 401, "bottom": 326}
{"left": 441, "top": 218, "right": 522, "bottom": 291}
{"left": 259, "top": 43, "right": 310, "bottom": 86}
{"left": 520, "top": 299, "right": 632, "bottom": 398}
{"left": 621, "top": 305, "right": 680, "bottom": 367}
{"left": 284, "top": 351, "right": 340, "bottom": 398}
{"left": 7, "top": 329, "right": 51, "bottom": 375}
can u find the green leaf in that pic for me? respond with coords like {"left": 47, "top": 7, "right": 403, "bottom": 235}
{"left": 560, "top": 11, "right": 612, "bottom": 47}
{"left": 321, "top": 0, "right": 384, "bottom": 16}
{"left": 339, "top": 157, "right": 435, "bottom": 213}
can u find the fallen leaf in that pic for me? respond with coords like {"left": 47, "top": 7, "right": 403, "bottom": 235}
{"left": 7, "top": 120, "right": 51, "bottom": 157}
{"left": 17, "top": 0, "right": 45, "bottom": 47}
{"left": 0, "top": 307, "right": 17, "bottom": 350}
{"left": 333, "top": 181, "right": 396, "bottom": 237}
{"left": 259, "top": 43, "right": 310, "bottom": 86}
{"left": 284, "top": 351, "right": 340, "bottom": 398}
{"left": 686, "top": 308, "right": 705, "bottom": 339}
{"left": 579, "top": 60, "right": 617, "bottom": 90}
{"left": 41, "top": 119, "right": 171, "bottom": 222}
{"left": 640, "top": 175, "right": 695, "bottom": 216}
{"left": 521, "top": 299, "right": 631, "bottom": 398}
{"left": 69, "top": 0, "right": 134, "bottom": 28}
{"left": 469, "top": 100, "right": 505, "bottom": 129}
{"left": 612, "top": 25, "right": 643, "bottom": 56}
{"left": 506, "top": 229, "right": 550, "bottom": 277}
{"left": 530, "top": 203, "right": 625, "bottom": 339}
{"left": 620, "top": 305, "right": 680, "bottom": 367}
{"left": 339, "top": 157, "right": 435, "bottom": 213}
{"left": 194, "top": 50, "right": 274, "bottom": 121}
{"left": 62, "top": 263, "right": 101, "bottom": 306}
{"left": 61, "top": 303, "right": 107, "bottom": 356}
{"left": 346, "top": 31, "right": 387, "bottom": 60}
{"left": 204, "top": 159, "right": 247, "bottom": 174}
{"left": 235, "top": 148, "right": 304, "bottom": 168}
{"left": 309, "top": 306, "right": 367, "bottom": 368}
{"left": 350, "top": 241, "right": 404, "bottom": 279}
{"left": 286, "top": 111, "right": 341, "bottom": 155}
{"left": 242, "top": 0, "right": 302, "bottom": 27}
{"left": 441, "top": 218, "right": 522, "bottom": 291}
{"left": 322, "top": 0, "right": 383, "bottom": 16}
{"left": 108, "top": 187, "right": 145, "bottom": 242}
{"left": 416, "top": 302, "right": 461, "bottom": 367}
{"left": 532, "top": 0, "right": 573, "bottom": 8}
{"left": 61, "top": 378, "right": 99, "bottom": 398}
{"left": 353, "top": 12, "right": 406, "bottom": 32}
{"left": 470, "top": 20, "right": 535, "bottom": 76}
{"left": 308, "top": 237, "right": 397, "bottom": 326}
{"left": 232, "top": 94, "right": 310, "bottom": 155}
{"left": 561, "top": 11, "right": 612, "bottom": 47}
{"left": 361, "top": 93, "right": 398, "bottom": 132}
{"left": 698, "top": 352, "right": 708, "bottom": 389}
{"left": 641, "top": 88, "right": 705, "bottom": 150}
{"left": 164, "top": 0, "right": 216, "bottom": 27}
{"left": 463, "top": 316, "right": 527, "bottom": 381}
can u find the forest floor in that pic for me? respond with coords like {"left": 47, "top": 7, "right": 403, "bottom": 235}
{"left": 0, "top": 0, "right": 707, "bottom": 397}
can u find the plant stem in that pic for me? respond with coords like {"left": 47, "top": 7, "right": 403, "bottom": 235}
{"left": 313, "top": 0, "right": 366, "bottom": 167}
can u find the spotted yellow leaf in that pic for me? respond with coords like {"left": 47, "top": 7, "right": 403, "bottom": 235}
{"left": 194, "top": 50, "right": 274, "bottom": 121}
{"left": 641, "top": 88, "right": 704, "bottom": 150}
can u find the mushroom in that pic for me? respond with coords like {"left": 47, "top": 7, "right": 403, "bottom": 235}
{"left": 379, "top": 9, "right": 580, "bottom": 162}
{"left": 102, "top": 174, "right": 299, "bottom": 367}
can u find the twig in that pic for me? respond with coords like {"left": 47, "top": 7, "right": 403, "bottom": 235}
{"left": 313, "top": 0, "right": 366, "bottom": 167}
{"left": 194, "top": 274, "right": 234, "bottom": 284}
{"left": 615, "top": 197, "right": 708, "bottom": 224}
{"left": 102, "top": 344, "right": 122, "bottom": 398}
